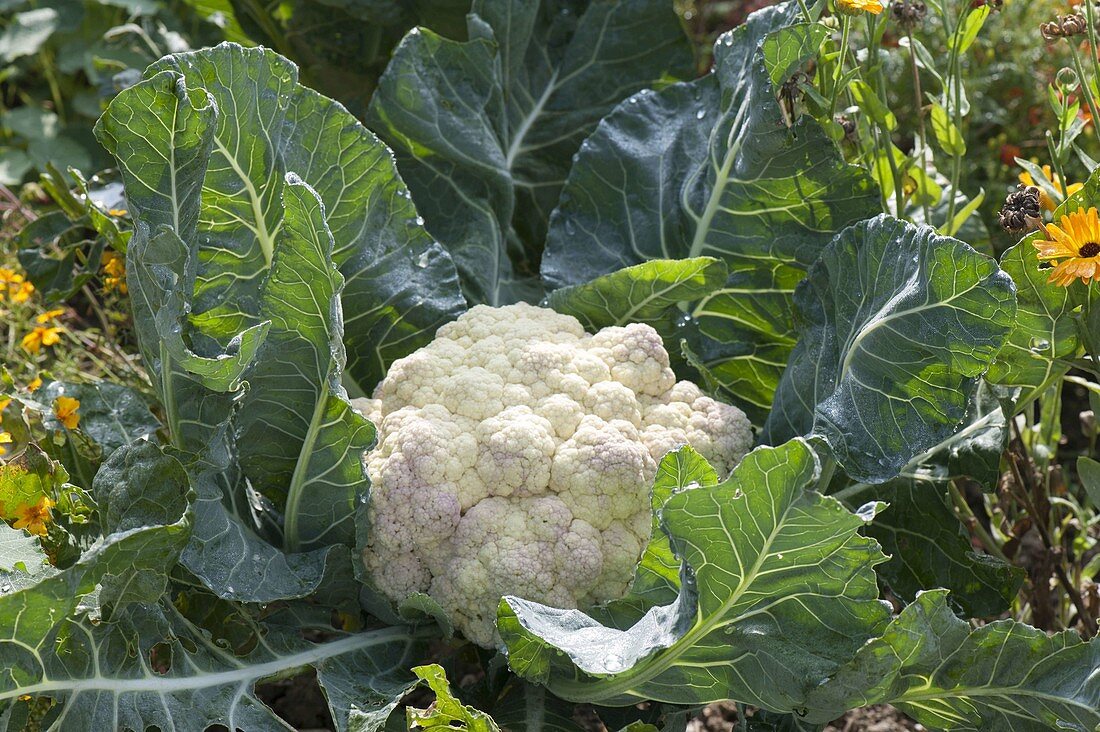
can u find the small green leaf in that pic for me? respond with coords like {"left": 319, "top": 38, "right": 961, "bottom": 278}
{"left": 407, "top": 665, "right": 499, "bottom": 731}
{"left": 1078, "top": 456, "right": 1100, "bottom": 509}
{"left": 850, "top": 80, "right": 897, "bottom": 131}
{"left": 930, "top": 103, "right": 966, "bottom": 157}
{"left": 950, "top": 5, "right": 990, "bottom": 54}
{"left": 762, "top": 22, "right": 829, "bottom": 89}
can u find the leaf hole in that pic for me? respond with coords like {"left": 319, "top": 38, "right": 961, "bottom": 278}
{"left": 149, "top": 642, "right": 172, "bottom": 675}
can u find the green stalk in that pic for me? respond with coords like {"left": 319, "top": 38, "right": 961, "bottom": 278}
{"left": 907, "top": 27, "right": 933, "bottom": 223}
{"left": 868, "top": 14, "right": 905, "bottom": 215}
{"left": 796, "top": 0, "right": 812, "bottom": 23}
{"left": 948, "top": 480, "right": 1010, "bottom": 563}
{"left": 944, "top": 3, "right": 969, "bottom": 227}
{"left": 1083, "top": 0, "right": 1100, "bottom": 144}
{"left": 1069, "top": 43, "right": 1100, "bottom": 148}
{"left": 828, "top": 16, "right": 852, "bottom": 121}
{"left": 38, "top": 49, "right": 65, "bottom": 124}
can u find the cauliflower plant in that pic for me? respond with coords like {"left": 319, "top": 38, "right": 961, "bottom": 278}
{"left": 356, "top": 303, "right": 752, "bottom": 647}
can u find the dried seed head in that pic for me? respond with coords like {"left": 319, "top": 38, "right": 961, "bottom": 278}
{"left": 1041, "top": 13, "right": 1089, "bottom": 40}
{"left": 835, "top": 114, "right": 857, "bottom": 140}
{"left": 893, "top": 0, "right": 927, "bottom": 28}
{"left": 999, "top": 185, "right": 1043, "bottom": 234}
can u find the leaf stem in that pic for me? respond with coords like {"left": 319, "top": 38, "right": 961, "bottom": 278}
{"left": 947, "top": 480, "right": 1009, "bottom": 563}
{"left": 1007, "top": 423, "right": 1098, "bottom": 635}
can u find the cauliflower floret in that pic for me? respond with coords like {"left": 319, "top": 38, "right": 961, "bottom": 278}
{"left": 361, "top": 303, "right": 753, "bottom": 647}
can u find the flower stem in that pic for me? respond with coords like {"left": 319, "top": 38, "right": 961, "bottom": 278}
{"left": 828, "top": 16, "right": 853, "bottom": 121}
{"left": 1069, "top": 43, "right": 1100, "bottom": 148}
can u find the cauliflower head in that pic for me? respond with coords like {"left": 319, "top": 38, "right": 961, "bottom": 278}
{"left": 357, "top": 303, "right": 752, "bottom": 647}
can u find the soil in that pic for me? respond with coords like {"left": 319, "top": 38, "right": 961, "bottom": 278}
{"left": 688, "top": 703, "right": 925, "bottom": 731}
{"left": 255, "top": 672, "right": 925, "bottom": 732}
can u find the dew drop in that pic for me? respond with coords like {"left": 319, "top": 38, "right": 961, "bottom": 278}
{"left": 603, "top": 653, "right": 625, "bottom": 672}
{"left": 0, "top": 583, "right": 11, "bottom": 594}
{"left": 1029, "top": 337, "right": 1051, "bottom": 353}
{"left": 696, "top": 109, "right": 707, "bottom": 120}
{"left": 416, "top": 251, "right": 431, "bottom": 268}
{"left": 415, "top": 215, "right": 425, "bottom": 226}
{"left": 226, "top": 585, "right": 235, "bottom": 594}
{"left": 252, "top": 553, "right": 262, "bottom": 563}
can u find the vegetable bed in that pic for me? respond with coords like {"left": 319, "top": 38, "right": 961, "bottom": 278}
{"left": 1, "top": 0, "right": 1099, "bottom": 730}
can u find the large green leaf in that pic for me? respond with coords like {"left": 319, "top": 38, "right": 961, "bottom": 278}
{"left": 986, "top": 235, "right": 1086, "bottom": 413}
{"left": 843, "top": 475, "right": 1022, "bottom": 618}
{"left": 545, "top": 258, "right": 728, "bottom": 332}
{"left": 1, "top": 598, "right": 430, "bottom": 732}
{"left": 833, "top": 382, "right": 1021, "bottom": 618}
{"left": 225, "top": 0, "right": 470, "bottom": 118}
{"left": 803, "top": 590, "right": 1100, "bottom": 730}
{"left": 368, "top": 0, "right": 694, "bottom": 304}
{"left": 38, "top": 381, "right": 160, "bottom": 460}
{"left": 542, "top": 3, "right": 880, "bottom": 420}
{"left": 97, "top": 43, "right": 465, "bottom": 397}
{"left": 0, "top": 442, "right": 190, "bottom": 647}
{"left": 498, "top": 439, "right": 891, "bottom": 711}
{"left": 764, "top": 215, "right": 1016, "bottom": 483}
{"left": 235, "top": 176, "right": 376, "bottom": 551}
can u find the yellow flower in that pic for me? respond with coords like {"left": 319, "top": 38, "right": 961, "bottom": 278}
{"left": 108, "top": 208, "right": 128, "bottom": 217}
{"left": 0, "top": 397, "right": 10, "bottom": 416}
{"left": 101, "top": 251, "right": 127, "bottom": 294}
{"left": 9, "top": 280, "right": 34, "bottom": 303}
{"left": 1034, "top": 207, "right": 1100, "bottom": 286}
{"left": 0, "top": 431, "right": 11, "bottom": 456}
{"left": 1019, "top": 166, "right": 1084, "bottom": 212}
{"left": 35, "top": 308, "right": 65, "bottom": 324}
{"left": 21, "top": 326, "right": 62, "bottom": 354}
{"left": 836, "top": 0, "right": 883, "bottom": 15}
{"left": 27, "top": 376, "right": 42, "bottom": 393}
{"left": 53, "top": 396, "right": 80, "bottom": 430}
{"left": 11, "top": 496, "right": 54, "bottom": 536}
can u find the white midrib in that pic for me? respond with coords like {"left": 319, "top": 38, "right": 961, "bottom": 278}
{"left": 504, "top": 71, "right": 558, "bottom": 172}
{"left": 836, "top": 286, "right": 973, "bottom": 383}
{"left": 282, "top": 376, "right": 331, "bottom": 552}
{"left": 212, "top": 136, "right": 277, "bottom": 266}
{"left": 548, "top": 496, "right": 797, "bottom": 702}
{"left": 525, "top": 683, "right": 546, "bottom": 730}
{"left": 614, "top": 266, "right": 711, "bottom": 325}
{"left": 1, "top": 628, "right": 411, "bottom": 698}
{"left": 688, "top": 103, "right": 749, "bottom": 260}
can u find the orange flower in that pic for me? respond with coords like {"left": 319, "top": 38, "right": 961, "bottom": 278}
{"left": 9, "top": 280, "right": 34, "bottom": 303}
{"left": 101, "top": 251, "right": 127, "bottom": 294}
{"left": 35, "top": 308, "right": 65, "bottom": 324}
{"left": 1019, "top": 165, "right": 1084, "bottom": 211}
{"left": 836, "top": 0, "right": 883, "bottom": 14}
{"left": 21, "top": 326, "right": 61, "bottom": 354}
{"left": 108, "top": 208, "right": 128, "bottom": 217}
{"left": 1033, "top": 206, "right": 1100, "bottom": 286}
{"left": 27, "top": 376, "right": 42, "bottom": 393}
{"left": 11, "top": 496, "right": 55, "bottom": 536}
{"left": 53, "top": 396, "right": 80, "bottom": 430}
{"left": 0, "top": 431, "right": 11, "bottom": 456}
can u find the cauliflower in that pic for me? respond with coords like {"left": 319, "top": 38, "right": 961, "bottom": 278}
{"left": 356, "top": 303, "right": 752, "bottom": 647}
